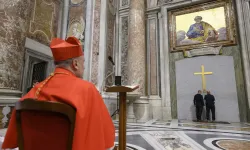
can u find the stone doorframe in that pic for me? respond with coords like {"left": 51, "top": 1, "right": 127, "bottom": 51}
{"left": 22, "top": 38, "right": 54, "bottom": 95}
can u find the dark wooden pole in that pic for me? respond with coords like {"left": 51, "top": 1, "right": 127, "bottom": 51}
{"left": 119, "top": 92, "right": 127, "bottom": 150}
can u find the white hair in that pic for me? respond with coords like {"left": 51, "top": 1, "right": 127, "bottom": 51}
{"left": 194, "top": 16, "right": 202, "bottom": 21}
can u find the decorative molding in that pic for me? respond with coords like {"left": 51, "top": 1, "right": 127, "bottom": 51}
{"left": 158, "top": 0, "right": 192, "bottom": 6}
{"left": 146, "top": 7, "right": 161, "bottom": 14}
{"left": 158, "top": 0, "right": 173, "bottom": 5}
{"left": 0, "top": 89, "right": 22, "bottom": 98}
{"left": 70, "top": 0, "right": 84, "bottom": 5}
{"left": 108, "top": 0, "right": 116, "bottom": 15}
{"left": 184, "top": 46, "right": 222, "bottom": 58}
{"left": 25, "top": 38, "right": 53, "bottom": 57}
{"left": 121, "top": 0, "right": 129, "bottom": 7}
{"left": 168, "top": 0, "right": 236, "bottom": 52}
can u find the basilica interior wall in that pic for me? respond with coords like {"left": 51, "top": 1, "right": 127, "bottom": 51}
{"left": 0, "top": 0, "right": 31, "bottom": 90}
{"left": 118, "top": 1, "right": 160, "bottom": 95}
{"left": 161, "top": 0, "right": 250, "bottom": 122}
{"left": 141, "top": 0, "right": 250, "bottom": 122}
{"left": 0, "top": 0, "right": 64, "bottom": 129}
{"left": 0, "top": 0, "right": 106, "bottom": 128}
{"left": 0, "top": 0, "right": 63, "bottom": 90}
{"left": 115, "top": 0, "right": 164, "bottom": 121}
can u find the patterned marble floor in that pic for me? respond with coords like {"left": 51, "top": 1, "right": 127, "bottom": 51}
{"left": 0, "top": 120, "right": 250, "bottom": 150}
{"left": 113, "top": 120, "right": 250, "bottom": 150}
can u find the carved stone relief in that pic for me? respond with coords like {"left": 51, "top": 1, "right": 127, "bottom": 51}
{"left": 109, "top": 0, "right": 116, "bottom": 9}
{"left": 121, "top": 17, "right": 129, "bottom": 85}
{"left": 2, "top": 105, "right": 10, "bottom": 127}
{"left": 67, "top": 1, "right": 87, "bottom": 46}
{"left": 121, "top": 0, "right": 129, "bottom": 7}
{"left": 108, "top": 0, "right": 116, "bottom": 15}
{"left": 0, "top": 106, "right": 14, "bottom": 128}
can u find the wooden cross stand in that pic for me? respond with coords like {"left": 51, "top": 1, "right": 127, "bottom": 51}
{"left": 106, "top": 85, "right": 139, "bottom": 150}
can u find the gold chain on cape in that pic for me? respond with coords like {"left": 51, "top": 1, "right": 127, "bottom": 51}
{"left": 35, "top": 72, "right": 70, "bottom": 99}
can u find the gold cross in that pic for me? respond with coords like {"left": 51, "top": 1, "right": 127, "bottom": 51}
{"left": 194, "top": 65, "right": 213, "bottom": 91}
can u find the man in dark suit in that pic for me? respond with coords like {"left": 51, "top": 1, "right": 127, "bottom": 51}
{"left": 193, "top": 90, "right": 204, "bottom": 121}
{"left": 204, "top": 91, "right": 216, "bottom": 122}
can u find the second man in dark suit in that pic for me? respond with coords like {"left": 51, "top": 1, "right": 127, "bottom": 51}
{"left": 204, "top": 91, "right": 216, "bottom": 122}
{"left": 193, "top": 90, "right": 204, "bottom": 121}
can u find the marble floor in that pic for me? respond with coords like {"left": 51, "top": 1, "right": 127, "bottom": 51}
{"left": 0, "top": 120, "right": 250, "bottom": 150}
{"left": 113, "top": 120, "right": 250, "bottom": 150}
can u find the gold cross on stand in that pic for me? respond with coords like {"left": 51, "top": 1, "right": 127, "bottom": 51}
{"left": 194, "top": 65, "right": 213, "bottom": 92}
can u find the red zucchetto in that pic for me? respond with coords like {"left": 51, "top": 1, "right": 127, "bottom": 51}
{"left": 50, "top": 37, "right": 83, "bottom": 62}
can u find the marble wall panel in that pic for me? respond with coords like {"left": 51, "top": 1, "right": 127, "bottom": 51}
{"left": 28, "top": 0, "right": 62, "bottom": 45}
{"left": 0, "top": 0, "right": 62, "bottom": 90}
{"left": 0, "top": 0, "right": 31, "bottom": 90}
{"left": 148, "top": 19, "right": 158, "bottom": 95}
{"left": 105, "top": 4, "right": 115, "bottom": 87}
{"left": 67, "top": 0, "right": 87, "bottom": 46}
{"left": 121, "top": 16, "right": 129, "bottom": 85}
{"left": 169, "top": 46, "right": 248, "bottom": 121}
{"left": 91, "top": 0, "right": 101, "bottom": 85}
{"left": 222, "top": 46, "right": 248, "bottom": 122}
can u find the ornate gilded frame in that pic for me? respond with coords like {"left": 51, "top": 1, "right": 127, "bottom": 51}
{"left": 168, "top": 0, "right": 236, "bottom": 52}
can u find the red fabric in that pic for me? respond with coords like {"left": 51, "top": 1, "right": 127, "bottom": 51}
{"left": 50, "top": 37, "right": 83, "bottom": 62}
{"left": 2, "top": 68, "right": 115, "bottom": 150}
{"left": 21, "top": 111, "right": 70, "bottom": 150}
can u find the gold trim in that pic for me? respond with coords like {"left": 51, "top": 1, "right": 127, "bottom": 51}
{"left": 168, "top": 0, "right": 236, "bottom": 52}
{"left": 35, "top": 72, "right": 70, "bottom": 99}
